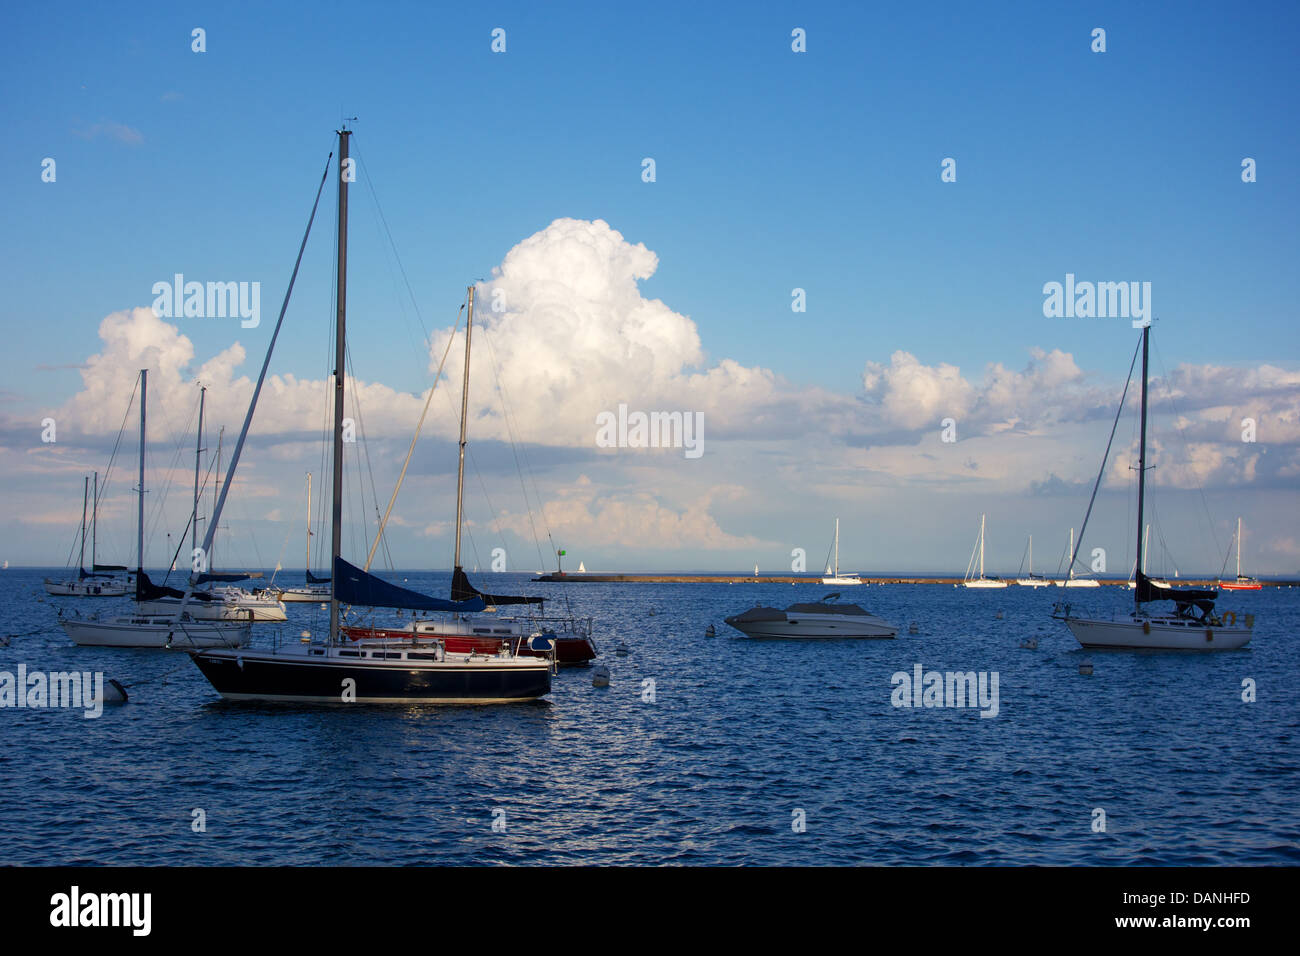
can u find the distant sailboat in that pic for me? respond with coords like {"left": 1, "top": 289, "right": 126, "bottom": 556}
{"left": 962, "top": 514, "right": 1007, "bottom": 588}
{"left": 1054, "top": 528, "right": 1100, "bottom": 587}
{"left": 277, "top": 473, "right": 332, "bottom": 602}
{"left": 1015, "top": 534, "right": 1050, "bottom": 587}
{"left": 821, "top": 518, "right": 863, "bottom": 586}
{"left": 43, "top": 474, "right": 130, "bottom": 597}
{"left": 578, "top": 561, "right": 586, "bottom": 573}
{"left": 1220, "top": 517, "right": 1262, "bottom": 590}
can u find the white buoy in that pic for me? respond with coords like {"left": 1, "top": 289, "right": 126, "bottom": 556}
{"left": 1079, "top": 659, "right": 1093, "bottom": 676}
{"left": 592, "top": 664, "right": 611, "bottom": 687}
{"left": 102, "top": 679, "right": 128, "bottom": 704}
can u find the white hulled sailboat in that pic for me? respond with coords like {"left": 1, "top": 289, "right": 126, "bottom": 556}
{"left": 1056, "top": 322, "right": 1253, "bottom": 650}
{"left": 962, "top": 514, "right": 1007, "bottom": 588}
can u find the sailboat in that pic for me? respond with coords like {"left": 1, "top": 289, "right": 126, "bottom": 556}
{"left": 1054, "top": 528, "right": 1100, "bottom": 586}
{"left": 277, "top": 473, "right": 333, "bottom": 602}
{"left": 820, "top": 518, "right": 863, "bottom": 586}
{"left": 1014, "top": 535, "right": 1050, "bottom": 587}
{"left": 134, "top": 387, "right": 287, "bottom": 622}
{"left": 577, "top": 561, "right": 586, "bottom": 573}
{"left": 190, "top": 128, "right": 554, "bottom": 701}
{"left": 1220, "top": 517, "right": 1262, "bottom": 590}
{"left": 1056, "top": 322, "right": 1253, "bottom": 650}
{"left": 43, "top": 474, "right": 130, "bottom": 597}
{"left": 962, "top": 514, "right": 1007, "bottom": 588}
{"left": 60, "top": 370, "right": 252, "bottom": 649}
{"left": 340, "top": 285, "right": 598, "bottom": 665}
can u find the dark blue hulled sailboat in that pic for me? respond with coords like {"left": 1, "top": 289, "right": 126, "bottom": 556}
{"left": 190, "top": 128, "right": 552, "bottom": 703}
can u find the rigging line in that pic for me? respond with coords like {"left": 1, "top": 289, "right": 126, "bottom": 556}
{"left": 1071, "top": 335, "right": 1143, "bottom": 575}
{"left": 466, "top": 445, "right": 507, "bottom": 562}
{"left": 95, "top": 372, "right": 142, "bottom": 514}
{"left": 144, "top": 399, "right": 199, "bottom": 560}
{"left": 477, "top": 325, "right": 551, "bottom": 570}
{"left": 362, "top": 302, "right": 465, "bottom": 571}
{"left": 183, "top": 149, "right": 333, "bottom": 603}
{"left": 344, "top": 348, "right": 390, "bottom": 571}
{"left": 1151, "top": 342, "right": 1226, "bottom": 565}
{"left": 350, "top": 136, "right": 432, "bottom": 350}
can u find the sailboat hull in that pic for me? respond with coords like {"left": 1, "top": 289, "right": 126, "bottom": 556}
{"left": 277, "top": 585, "right": 332, "bottom": 603}
{"left": 1066, "top": 616, "right": 1251, "bottom": 650}
{"left": 62, "top": 616, "right": 251, "bottom": 648}
{"left": 190, "top": 645, "right": 552, "bottom": 703}
{"left": 343, "top": 624, "right": 598, "bottom": 665}
{"left": 43, "top": 579, "right": 130, "bottom": 597}
{"left": 961, "top": 579, "right": 1007, "bottom": 589}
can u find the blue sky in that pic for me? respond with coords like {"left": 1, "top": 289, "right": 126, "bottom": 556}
{"left": 2, "top": 1, "right": 1297, "bottom": 573}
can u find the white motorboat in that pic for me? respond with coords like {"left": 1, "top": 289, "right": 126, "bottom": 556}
{"left": 725, "top": 592, "right": 895, "bottom": 639}
{"left": 962, "top": 514, "right": 1007, "bottom": 588}
{"left": 1055, "top": 322, "right": 1254, "bottom": 651}
{"left": 821, "top": 518, "right": 864, "bottom": 586}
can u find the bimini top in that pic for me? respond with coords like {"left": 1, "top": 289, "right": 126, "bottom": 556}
{"left": 726, "top": 600, "right": 871, "bottom": 624}
{"left": 786, "top": 602, "right": 869, "bottom": 615}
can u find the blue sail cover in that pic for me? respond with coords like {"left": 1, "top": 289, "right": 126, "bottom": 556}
{"left": 306, "top": 568, "right": 331, "bottom": 584}
{"left": 333, "top": 556, "right": 485, "bottom": 612}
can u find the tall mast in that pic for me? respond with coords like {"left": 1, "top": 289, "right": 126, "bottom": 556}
{"left": 833, "top": 518, "right": 839, "bottom": 576}
{"left": 453, "top": 284, "right": 474, "bottom": 570}
{"left": 1134, "top": 323, "right": 1150, "bottom": 608}
{"left": 78, "top": 475, "right": 88, "bottom": 572}
{"left": 91, "top": 472, "right": 98, "bottom": 570}
{"left": 192, "top": 385, "right": 206, "bottom": 560}
{"left": 1028, "top": 534, "right": 1033, "bottom": 574}
{"left": 979, "top": 514, "right": 985, "bottom": 579}
{"left": 212, "top": 426, "right": 223, "bottom": 570}
{"left": 1068, "top": 527, "right": 1074, "bottom": 580}
{"left": 137, "top": 369, "right": 147, "bottom": 575}
{"left": 306, "top": 472, "right": 312, "bottom": 575}
{"left": 1236, "top": 516, "right": 1243, "bottom": 579}
{"left": 330, "top": 127, "right": 350, "bottom": 643}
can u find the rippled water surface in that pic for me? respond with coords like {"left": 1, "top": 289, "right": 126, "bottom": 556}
{"left": 1, "top": 569, "right": 1296, "bottom": 865}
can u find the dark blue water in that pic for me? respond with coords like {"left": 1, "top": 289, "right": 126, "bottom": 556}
{"left": 1, "top": 569, "right": 1296, "bottom": 865}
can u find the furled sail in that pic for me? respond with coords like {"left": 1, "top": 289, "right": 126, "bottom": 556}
{"left": 451, "top": 566, "right": 544, "bottom": 607}
{"left": 335, "top": 556, "right": 484, "bottom": 612}
{"left": 136, "top": 571, "right": 218, "bottom": 602}
{"left": 1135, "top": 570, "right": 1217, "bottom": 612}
